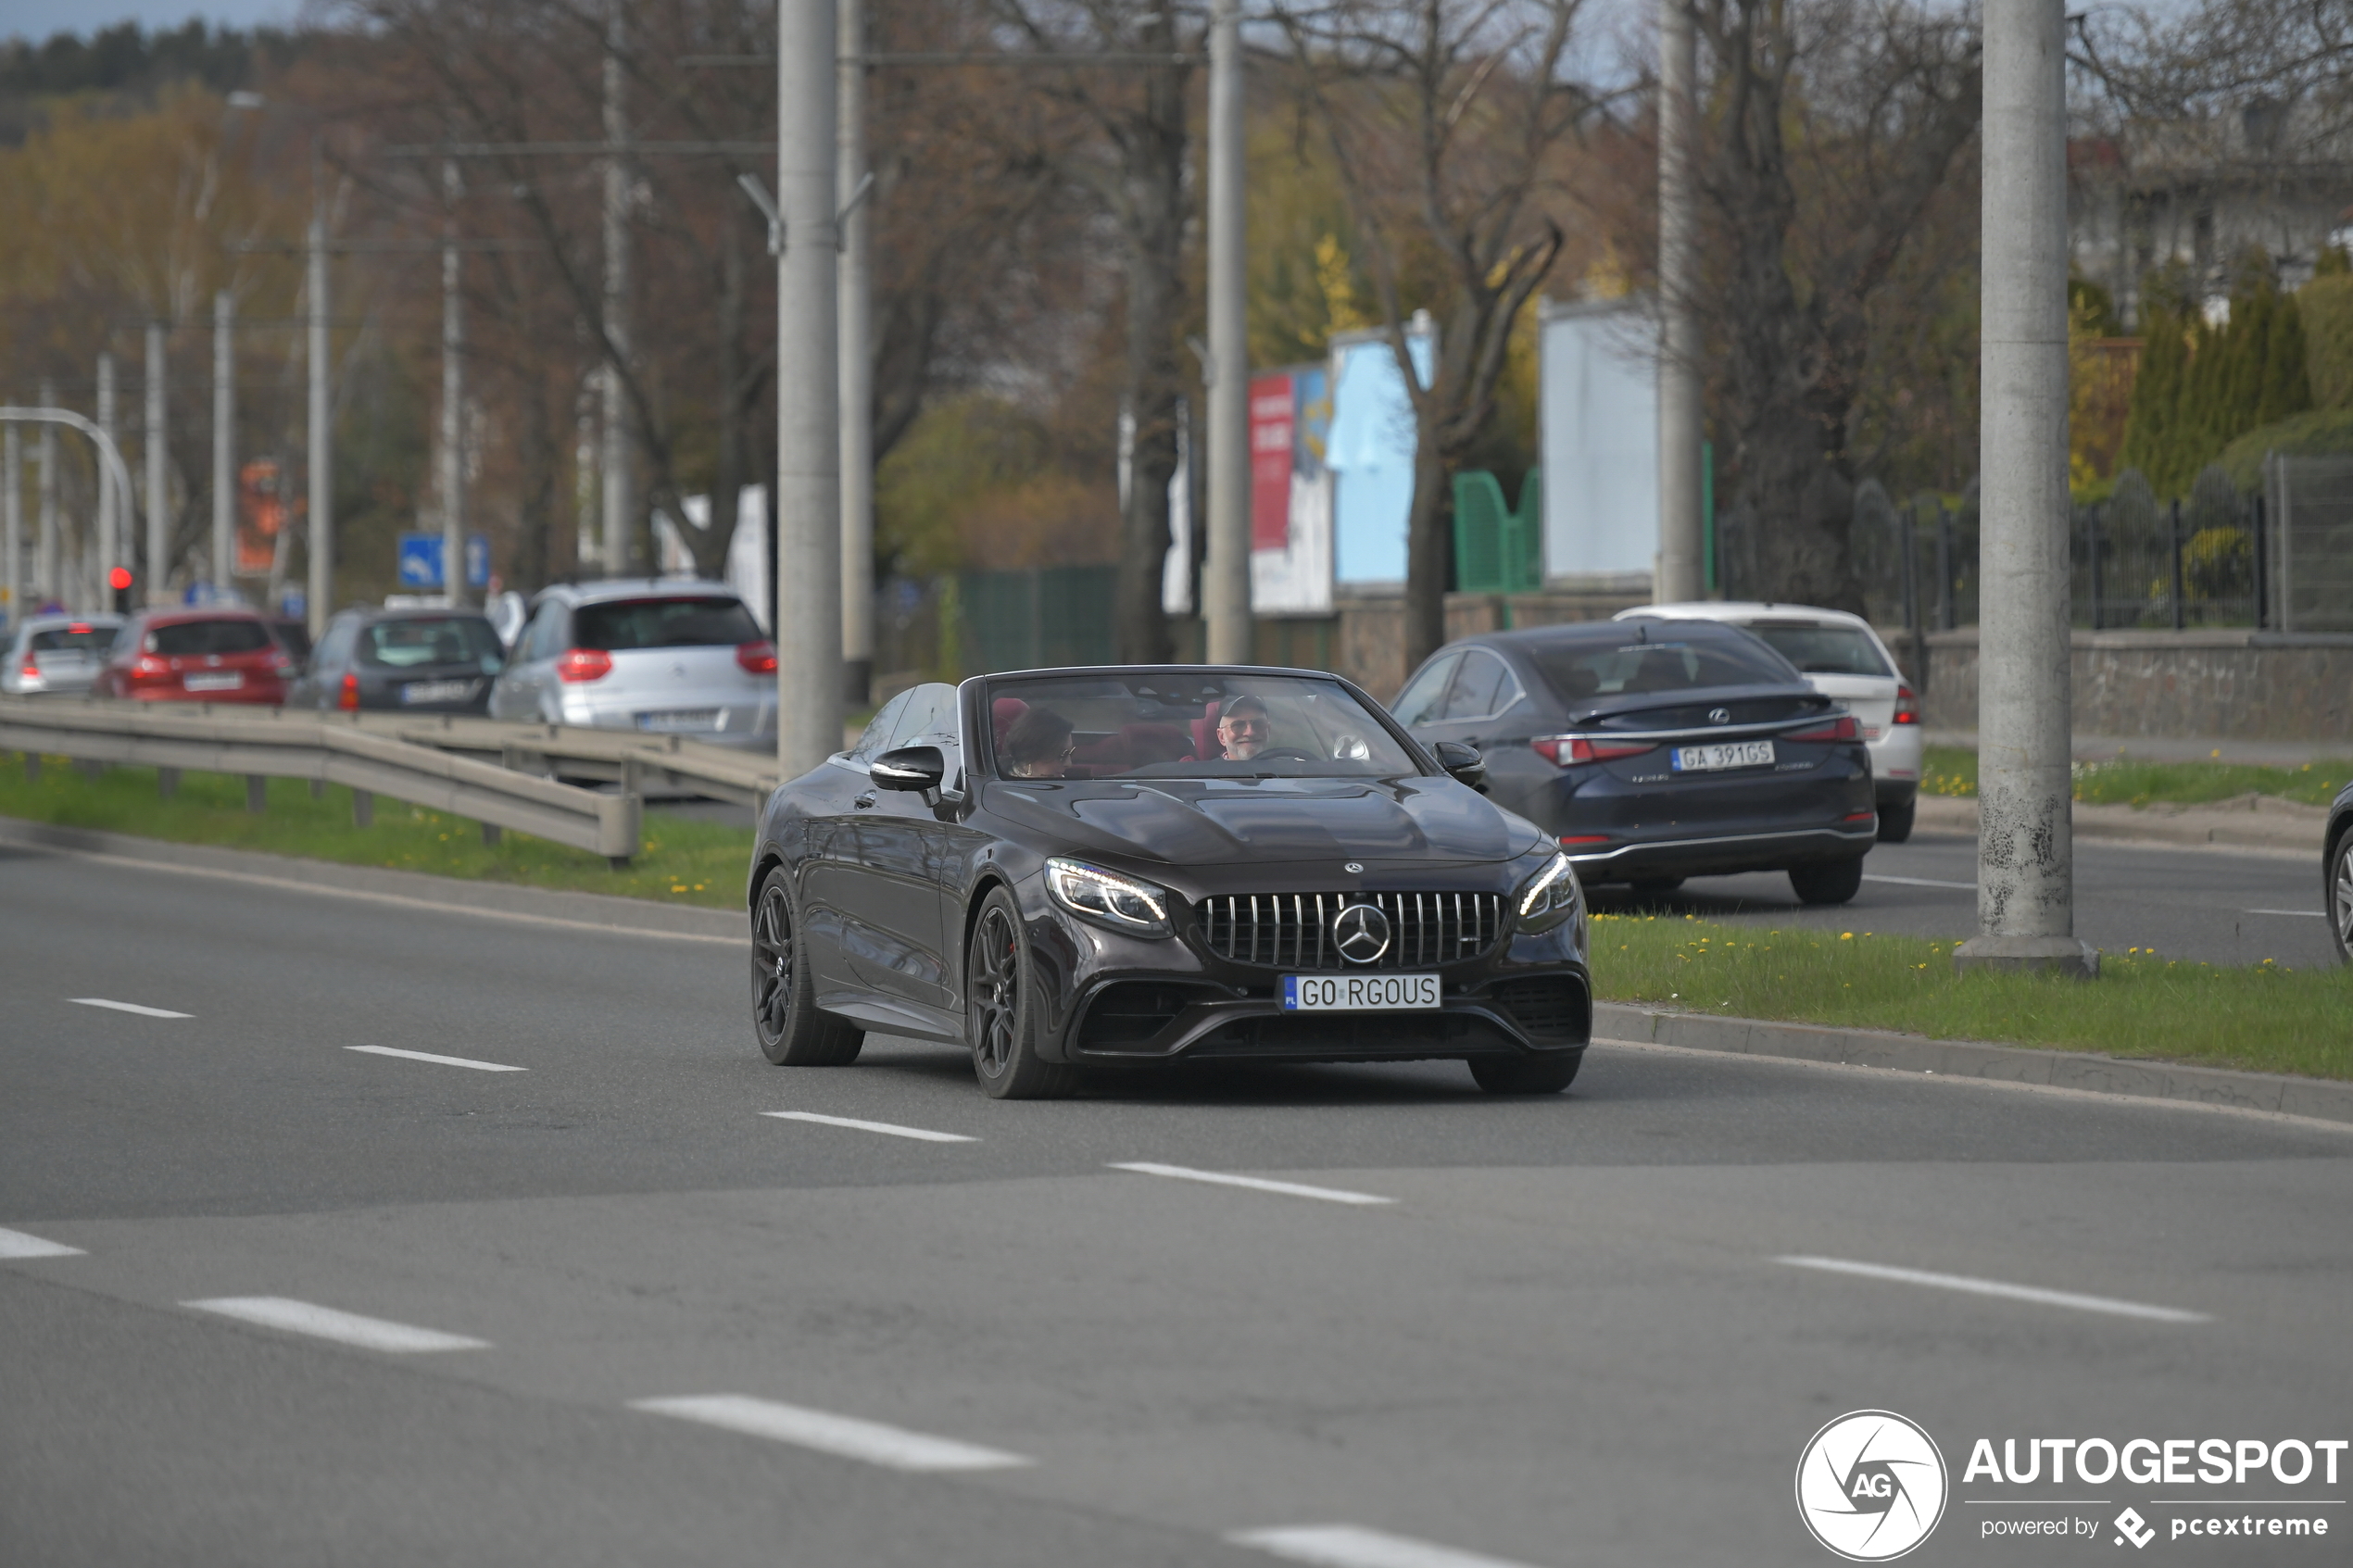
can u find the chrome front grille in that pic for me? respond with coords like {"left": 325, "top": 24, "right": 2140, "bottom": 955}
{"left": 1194, "top": 892, "right": 1504, "bottom": 970}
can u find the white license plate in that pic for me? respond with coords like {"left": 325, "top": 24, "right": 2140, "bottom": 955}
{"left": 1281, "top": 973, "right": 1441, "bottom": 1011}
{"left": 637, "top": 709, "right": 720, "bottom": 732}
{"left": 402, "top": 680, "right": 474, "bottom": 705}
{"left": 182, "top": 671, "right": 244, "bottom": 692}
{"left": 1671, "top": 739, "right": 1775, "bottom": 772}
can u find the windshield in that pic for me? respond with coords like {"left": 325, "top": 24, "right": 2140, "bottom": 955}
{"left": 30, "top": 625, "right": 117, "bottom": 654}
{"left": 1526, "top": 634, "right": 1795, "bottom": 704}
{"left": 1738, "top": 622, "right": 1892, "bottom": 677}
{"left": 359, "top": 617, "right": 505, "bottom": 671}
{"left": 573, "top": 596, "right": 761, "bottom": 651}
{"left": 149, "top": 620, "right": 272, "bottom": 657}
{"left": 983, "top": 672, "right": 1423, "bottom": 780}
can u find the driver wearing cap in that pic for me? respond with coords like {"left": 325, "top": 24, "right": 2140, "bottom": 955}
{"left": 1214, "top": 694, "right": 1271, "bottom": 761}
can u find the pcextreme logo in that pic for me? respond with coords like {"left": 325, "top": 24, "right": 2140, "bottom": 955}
{"left": 1796, "top": 1410, "right": 1951, "bottom": 1562}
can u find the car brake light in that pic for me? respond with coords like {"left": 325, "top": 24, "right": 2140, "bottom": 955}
{"left": 735, "top": 639, "right": 777, "bottom": 674}
{"left": 1893, "top": 684, "right": 1919, "bottom": 724}
{"left": 339, "top": 671, "right": 360, "bottom": 710}
{"left": 133, "top": 655, "right": 171, "bottom": 679}
{"left": 1558, "top": 834, "right": 1612, "bottom": 846}
{"left": 1785, "top": 715, "right": 1860, "bottom": 743}
{"left": 557, "top": 647, "right": 613, "bottom": 683}
{"left": 68, "top": 622, "right": 91, "bottom": 633}
{"left": 1531, "top": 734, "right": 1657, "bottom": 767}
{"left": 19, "top": 660, "right": 38, "bottom": 680}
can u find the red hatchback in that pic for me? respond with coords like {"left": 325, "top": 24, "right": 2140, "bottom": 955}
{"left": 98, "top": 609, "right": 296, "bottom": 705}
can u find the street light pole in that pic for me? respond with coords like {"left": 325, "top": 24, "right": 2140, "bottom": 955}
{"left": 214, "top": 292, "right": 234, "bottom": 596}
{"left": 600, "top": 4, "right": 637, "bottom": 580}
{"left": 1954, "top": 0, "right": 2094, "bottom": 978}
{"left": 145, "top": 321, "right": 168, "bottom": 602}
{"left": 308, "top": 212, "right": 333, "bottom": 636}
{"left": 37, "top": 379, "right": 57, "bottom": 607}
{"left": 775, "top": 0, "right": 841, "bottom": 772}
{"left": 3, "top": 426, "right": 19, "bottom": 623}
{"left": 837, "top": 0, "right": 874, "bottom": 706}
{"left": 1655, "top": 0, "right": 1704, "bottom": 605}
{"left": 96, "top": 352, "right": 119, "bottom": 596}
{"left": 1202, "top": 0, "right": 1250, "bottom": 664}
{"left": 441, "top": 159, "right": 467, "bottom": 608}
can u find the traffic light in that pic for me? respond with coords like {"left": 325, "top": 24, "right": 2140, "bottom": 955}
{"left": 109, "top": 566, "right": 134, "bottom": 615}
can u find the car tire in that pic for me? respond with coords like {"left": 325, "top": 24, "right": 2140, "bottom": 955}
{"left": 1789, "top": 857, "right": 1865, "bottom": 906}
{"left": 750, "top": 865, "right": 863, "bottom": 1066}
{"left": 2330, "top": 827, "right": 2353, "bottom": 964}
{"left": 965, "top": 884, "right": 1077, "bottom": 1100}
{"left": 1469, "top": 1052, "right": 1582, "bottom": 1094}
{"left": 1876, "top": 800, "right": 1915, "bottom": 843}
{"left": 1629, "top": 877, "right": 1685, "bottom": 899}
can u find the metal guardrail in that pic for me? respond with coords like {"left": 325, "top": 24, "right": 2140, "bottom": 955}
{"left": 344, "top": 712, "right": 782, "bottom": 809}
{"left": 0, "top": 698, "right": 645, "bottom": 862}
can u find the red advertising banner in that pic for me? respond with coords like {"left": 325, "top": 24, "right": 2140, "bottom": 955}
{"left": 235, "top": 458, "right": 288, "bottom": 576}
{"left": 1250, "top": 372, "right": 1294, "bottom": 551}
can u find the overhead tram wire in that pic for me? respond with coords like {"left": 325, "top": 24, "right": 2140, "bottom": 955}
{"left": 678, "top": 52, "right": 1199, "bottom": 68}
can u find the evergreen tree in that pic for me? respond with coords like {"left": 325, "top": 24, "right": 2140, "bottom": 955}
{"left": 2120, "top": 307, "right": 2186, "bottom": 492}
{"left": 2258, "top": 294, "right": 2312, "bottom": 424}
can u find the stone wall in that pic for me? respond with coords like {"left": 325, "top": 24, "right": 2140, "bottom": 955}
{"left": 1913, "top": 629, "right": 2353, "bottom": 742}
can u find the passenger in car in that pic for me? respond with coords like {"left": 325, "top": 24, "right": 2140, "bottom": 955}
{"left": 1002, "top": 706, "right": 1077, "bottom": 779}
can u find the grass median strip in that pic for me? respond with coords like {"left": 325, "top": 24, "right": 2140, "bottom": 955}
{"left": 1595, "top": 912, "right": 2353, "bottom": 1081}
{"left": 1924, "top": 746, "right": 2346, "bottom": 809}
{"left": 2, "top": 757, "right": 747, "bottom": 909}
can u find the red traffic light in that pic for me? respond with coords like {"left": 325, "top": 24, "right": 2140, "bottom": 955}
{"left": 108, "top": 567, "right": 134, "bottom": 591}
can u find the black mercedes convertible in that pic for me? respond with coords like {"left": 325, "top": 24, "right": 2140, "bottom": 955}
{"left": 747, "top": 666, "right": 1592, "bottom": 1099}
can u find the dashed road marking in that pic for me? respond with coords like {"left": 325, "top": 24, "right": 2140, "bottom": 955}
{"left": 1776, "top": 1255, "right": 2208, "bottom": 1323}
{"left": 761, "top": 1110, "right": 975, "bottom": 1143}
{"left": 0, "top": 1227, "right": 85, "bottom": 1260}
{"left": 629, "top": 1395, "right": 1030, "bottom": 1472}
{"left": 1860, "top": 873, "right": 1976, "bottom": 890}
{"left": 1110, "top": 1162, "right": 1394, "bottom": 1207}
{"left": 2243, "top": 908, "right": 2326, "bottom": 919}
{"left": 183, "top": 1297, "right": 490, "bottom": 1351}
{"left": 69, "top": 997, "right": 192, "bottom": 1019}
{"left": 1231, "top": 1524, "right": 1552, "bottom": 1568}
{"left": 346, "top": 1045, "right": 527, "bottom": 1073}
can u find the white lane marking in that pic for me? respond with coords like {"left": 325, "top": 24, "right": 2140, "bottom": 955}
{"left": 69, "top": 997, "right": 192, "bottom": 1019}
{"left": 1110, "top": 1162, "right": 1394, "bottom": 1207}
{"left": 346, "top": 1045, "right": 527, "bottom": 1073}
{"left": 1861, "top": 873, "right": 1976, "bottom": 890}
{"left": 183, "top": 1297, "right": 490, "bottom": 1351}
{"left": 1776, "top": 1255, "right": 2208, "bottom": 1323}
{"left": 629, "top": 1395, "right": 1030, "bottom": 1472}
{"left": 0, "top": 1227, "right": 86, "bottom": 1260}
{"left": 1232, "top": 1524, "right": 1551, "bottom": 1568}
{"left": 761, "top": 1110, "right": 975, "bottom": 1143}
{"left": 2243, "top": 908, "right": 2326, "bottom": 919}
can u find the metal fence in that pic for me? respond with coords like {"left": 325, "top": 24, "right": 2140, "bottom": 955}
{"left": 875, "top": 567, "right": 1120, "bottom": 690}
{"left": 2266, "top": 453, "right": 2353, "bottom": 633}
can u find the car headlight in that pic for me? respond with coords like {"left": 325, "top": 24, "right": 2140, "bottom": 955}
{"left": 1045, "top": 857, "right": 1174, "bottom": 938}
{"left": 1515, "top": 851, "right": 1582, "bottom": 934}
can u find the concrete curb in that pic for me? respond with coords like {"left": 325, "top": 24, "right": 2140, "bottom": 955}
{"left": 1594, "top": 1001, "right": 2353, "bottom": 1127}
{"left": 0, "top": 817, "right": 746, "bottom": 941}
{"left": 1912, "top": 793, "right": 2323, "bottom": 854}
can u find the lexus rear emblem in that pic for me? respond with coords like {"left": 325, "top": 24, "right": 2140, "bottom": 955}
{"left": 1332, "top": 903, "right": 1392, "bottom": 964}
{"left": 1708, "top": 707, "right": 1731, "bottom": 724}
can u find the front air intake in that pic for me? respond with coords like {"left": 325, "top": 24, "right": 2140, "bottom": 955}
{"left": 1194, "top": 892, "right": 1503, "bottom": 971}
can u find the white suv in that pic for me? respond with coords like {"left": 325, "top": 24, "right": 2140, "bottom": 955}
{"left": 1616, "top": 602, "right": 1923, "bottom": 841}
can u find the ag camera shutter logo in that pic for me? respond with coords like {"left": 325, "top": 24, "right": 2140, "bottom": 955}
{"left": 1795, "top": 1410, "right": 1948, "bottom": 1561}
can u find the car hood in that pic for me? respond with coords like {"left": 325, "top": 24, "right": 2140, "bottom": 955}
{"left": 983, "top": 774, "right": 1531, "bottom": 866}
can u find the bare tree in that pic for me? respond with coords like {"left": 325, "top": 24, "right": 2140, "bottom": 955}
{"left": 1275, "top": 0, "right": 1591, "bottom": 671}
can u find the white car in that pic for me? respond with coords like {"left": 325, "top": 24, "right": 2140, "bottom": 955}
{"left": 3, "top": 613, "right": 124, "bottom": 697}
{"left": 1616, "top": 601, "right": 1923, "bottom": 841}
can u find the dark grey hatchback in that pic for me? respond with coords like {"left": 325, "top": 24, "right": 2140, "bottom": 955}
{"left": 1394, "top": 620, "right": 1876, "bottom": 903}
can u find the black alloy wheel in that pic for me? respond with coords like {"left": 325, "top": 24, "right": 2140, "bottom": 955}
{"left": 1877, "top": 800, "right": 1916, "bottom": 843}
{"left": 1469, "top": 1052, "right": 1582, "bottom": 1094}
{"left": 750, "top": 866, "right": 862, "bottom": 1066}
{"left": 965, "top": 885, "right": 1077, "bottom": 1100}
{"left": 2331, "top": 829, "right": 2353, "bottom": 963}
{"left": 1789, "top": 857, "right": 1865, "bottom": 906}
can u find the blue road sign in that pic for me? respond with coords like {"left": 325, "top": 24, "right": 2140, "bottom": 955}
{"left": 397, "top": 533, "right": 492, "bottom": 591}
{"left": 464, "top": 533, "right": 490, "bottom": 590}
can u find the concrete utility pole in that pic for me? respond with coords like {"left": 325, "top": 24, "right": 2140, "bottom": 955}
{"left": 1203, "top": 0, "right": 1251, "bottom": 663}
{"left": 3, "top": 425, "right": 19, "bottom": 621}
{"left": 1955, "top": 0, "right": 2094, "bottom": 978}
{"left": 775, "top": 0, "right": 842, "bottom": 772}
{"left": 1655, "top": 0, "right": 1704, "bottom": 605}
{"left": 145, "top": 321, "right": 168, "bottom": 603}
{"left": 308, "top": 212, "right": 333, "bottom": 635}
{"left": 599, "top": 4, "right": 637, "bottom": 581}
{"left": 837, "top": 0, "right": 874, "bottom": 704}
{"left": 96, "top": 352, "right": 119, "bottom": 592}
{"left": 214, "top": 292, "right": 234, "bottom": 596}
{"left": 37, "top": 380, "right": 57, "bottom": 606}
{"left": 442, "top": 159, "right": 467, "bottom": 609}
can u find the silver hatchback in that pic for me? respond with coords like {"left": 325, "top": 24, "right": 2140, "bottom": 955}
{"left": 486, "top": 580, "right": 777, "bottom": 749}
{"left": 4, "top": 613, "right": 124, "bottom": 696}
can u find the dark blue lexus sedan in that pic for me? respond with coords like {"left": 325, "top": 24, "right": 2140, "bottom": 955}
{"left": 1393, "top": 619, "right": 1877, "bottom": 904}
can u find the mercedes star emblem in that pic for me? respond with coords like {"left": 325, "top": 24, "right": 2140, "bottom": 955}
{"left": 1332, "top": 902, "right": 1392, "bottom": 964}
{"left": 1708, "top": 707, "right": 1731, "bottom": 724}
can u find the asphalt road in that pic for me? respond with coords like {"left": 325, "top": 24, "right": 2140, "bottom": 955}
{"left": 1591, "top": 830, "right": 2337, "bottom": 969}
{"left": 5, "top": 842, "right": 2350, "bottom": 1567}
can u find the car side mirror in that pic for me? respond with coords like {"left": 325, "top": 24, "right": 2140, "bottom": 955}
{"left": 872, "top": 744, "right": 946, "bottom": 793}
{"left": 1432, "top": 740, "right": 1488, "bottom": 792}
